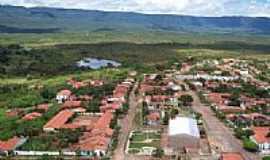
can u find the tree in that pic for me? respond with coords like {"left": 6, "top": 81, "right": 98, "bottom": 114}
{"left": 243, "top": 138, "right": 258, "bottom": 152}
{"left": 40, "top": 87, "right": 56, "bottom": 100}
{"left": 179, "top": 94, "right": 193, "bottom": 106}
{"left": 170, "top": 108, "right": 179, "bottom": 118}
{"left": 163, "top": 112, "right": 169, "bottom": 125}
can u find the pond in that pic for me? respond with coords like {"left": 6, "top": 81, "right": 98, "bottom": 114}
{"left": 76, "top": 58, "right": 121, "bottom": 69}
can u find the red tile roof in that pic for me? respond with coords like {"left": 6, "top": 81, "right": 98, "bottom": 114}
{"left": 252, "top": 127, "right": 270, "bottom": 144}
{"left": 147, "top": 112, "right": 160, "bottom": 121}
{"left": 0, "top": 137, "right": 21, "bottom": 151}
{"left": 73, "top": 112, "right": 114, "bottom": 151}
{"left": 95, "top": 111, "right": 113, "bottom": 129}
{"left": 22, "top": 112, "right": 42, "bottom": 121}
{"left": 62, "top": 101, "right": 82, "bottom": 109}
{"left": 76, "top": 136, "right": 111, "bottom": 151}
{"left": 208, "top": 93, "right": 231, "bottom": 105}
{"left": 100, "top": 103, "right": 122, "bottom": 112}
{"left": 220, "top": 152, "right": 244, "bottom": 160}
{"left": 44, "top": 110, "right": 74, "bottom": 129}
{"left": 57, "top": 89, "right": 72, "bottom": 96}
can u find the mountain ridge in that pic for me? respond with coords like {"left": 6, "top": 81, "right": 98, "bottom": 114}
{"left": 0, "top": 5, "right": 270, "bottom": 35}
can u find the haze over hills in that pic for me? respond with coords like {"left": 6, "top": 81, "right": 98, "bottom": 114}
{"left": 1, "top": 5, "right": 270, "bottom": 35}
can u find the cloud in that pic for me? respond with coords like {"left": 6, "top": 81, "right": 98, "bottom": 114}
{"left": 0, "top": 0, "right": 270, "bottom": 17}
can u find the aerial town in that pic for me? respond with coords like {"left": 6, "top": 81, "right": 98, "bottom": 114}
{"left": 0, "top": 57, "right": 269, "bottom": 160}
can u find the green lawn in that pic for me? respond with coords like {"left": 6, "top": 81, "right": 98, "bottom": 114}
{"left": 129, "top": 131, "right": 161, "bottom": 150}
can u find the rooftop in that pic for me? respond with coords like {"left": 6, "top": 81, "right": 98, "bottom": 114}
{"left": 220, "top": 152, "right": 244, "bottom": 160}
{"left": 43, "top": 110, "right": 74, "bottom": 129}
{"left": 169, "top": 117, "right": 200, "bottom": 138}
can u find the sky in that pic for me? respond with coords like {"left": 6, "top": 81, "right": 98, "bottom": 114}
{"left": 0, "top": 0, "right": 270, "bottom": 17}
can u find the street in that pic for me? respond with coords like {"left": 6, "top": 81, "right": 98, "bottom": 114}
{"left": 112, "top": 82, "right": 139, "bottom": 160}
{"left": 188, "top": 90, "right": 260, "bottom": 160}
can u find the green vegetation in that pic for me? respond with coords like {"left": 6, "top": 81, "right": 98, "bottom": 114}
{"left": 242, "top": 138, "right": 258, "bottom": 152}
{"left": 263, "top": 156, "right": 270, "bottom": 160}
{"left": 128, "top": 131, "right": 161, "bottom": 154}
{"left": 0, "top": 68, "right": 127, "bottom": 141}
{"left": 179, "top": 94, "right": 194, "bottom": 106}
{"left": 20, "top": 128, "right": 82, "bottom": 150}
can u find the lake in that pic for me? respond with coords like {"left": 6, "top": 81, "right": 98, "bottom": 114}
{"left": 77, "top": 58, "right": 121, "bottom": 69}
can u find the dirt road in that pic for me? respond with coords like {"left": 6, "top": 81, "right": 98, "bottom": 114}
{"left": 112, "top": 82, "right": 139, "bottom": 160}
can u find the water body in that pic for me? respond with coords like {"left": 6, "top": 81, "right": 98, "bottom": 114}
{"left": 77, "top": 58, "right": 121, "bottom": 69}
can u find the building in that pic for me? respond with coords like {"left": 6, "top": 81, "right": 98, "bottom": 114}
{"left": 56, "top": 89, "right": 72, "bottom": 104}
{"left": 146, "top": 112, "right": 160, "bottom": 126}
{"left": 43, "top": 110, "right": 74, "bottom": 132}
{"left": 251, "top": 127, "right": 270, "bottom": 153}
{"left": 168, "top": 117, "right": 200, "bottom": 153}
{"left": 73, "top": 111, "right": 114, "bottom": 157}
{"left": 62, "top": 101, "right": 82, "bottom": 109}
{"left": 0, "top": 137, "right": 27, "bottom": 156}
{"left": 220, "top": 152, "right": 244, "bottom": 160}
{"left": 22, "top": 112, "right": 42, "bottom": 121}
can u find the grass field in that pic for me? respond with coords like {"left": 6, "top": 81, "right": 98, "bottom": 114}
{"left": 128, "top": 130, "right": 161, "bottom": 154}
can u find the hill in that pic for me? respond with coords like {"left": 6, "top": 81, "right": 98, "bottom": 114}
{"left": 1, "top": 5, "right": 270, "bottom": 35}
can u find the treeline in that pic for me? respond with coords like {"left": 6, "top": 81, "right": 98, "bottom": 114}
{"left": 1, "top": 41, "right": 270, "bottom": 77}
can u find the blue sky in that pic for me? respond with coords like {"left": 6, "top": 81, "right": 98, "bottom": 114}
{"left": 0, "top": 0, "right": 270, "bottom": 17}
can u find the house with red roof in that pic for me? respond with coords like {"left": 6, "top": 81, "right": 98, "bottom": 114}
{"left": 56, "top": 89, "right": 72, "bottom": 104}
{"left": 219, "top": 152, "right": 244, "bottom": 160}
{"left": 22, "top": 112, "right": 42, "bottom": 121}
{"left": 251, "top": 127, "right": 270, "bottom": 152}
{"left": 100, "top": 102, "right": 122, "bottom": 113}
{"left": 0, "top": 137, "right": 27, "bottom": 155}
{"left": 73, "top": 111, "right": 114, "bottom": 157}
{"left": 146, "top": 112, "right": 160, "bottom": 126}
{"left": 62, "top": 101, "right": 82, "bottom": 109}
{"left": 43, "top": 109, "right": 74, "bottom": 132}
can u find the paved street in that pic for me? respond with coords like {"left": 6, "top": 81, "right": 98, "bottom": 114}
{"left": 112, "top": 82, "right": 139, "bottom": 160}
{"left": 188, "top": 90, "right": 260, "bottom": 160}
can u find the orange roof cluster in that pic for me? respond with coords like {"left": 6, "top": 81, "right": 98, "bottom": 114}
{"left": 113, "top": 84, "right": 130, "bottom": 98}
{"left": 0, "top": 137, "right": 21, "bottom": 151}
{"left": 208, "top": 93, "right": 231, "bottom": 105}
{"left": 43, "top": 110, "right": 74, "bottom": 130}
{"left": 252, "top": 127, "right": 270, "bottom": 144}
{"left": 220, "top": 152, "right": 244, "bottom": 160}
{"left": 74, "top": 111, "right": 114, "bottom": 151}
